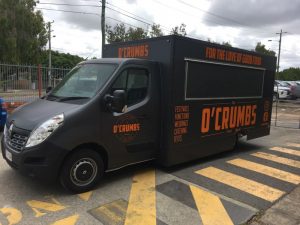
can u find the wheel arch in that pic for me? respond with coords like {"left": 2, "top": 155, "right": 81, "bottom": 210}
{"left": 61, "top": 143, "right": 109, "bottom": 173}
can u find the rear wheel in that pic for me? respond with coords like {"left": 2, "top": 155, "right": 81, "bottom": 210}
{"left": 60, "top": 149, "right": 104, "bottom": 193}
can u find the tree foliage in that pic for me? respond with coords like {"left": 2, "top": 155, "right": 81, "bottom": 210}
{"left": 40, "top": 50, "right": 84, "bottom": 68}
{"left": 0, "top": 0, "right": 48, "bottom": 64}
{"left": 206, "top": 39, "right": 232, "bottom": 47}
{"left": 222, "top": 41, "right": 232, "bottom": 47}
{"left": 149, "top": 24, "right": 163, "bottom": 38}
{"left": 106, "top": 23, "right": 164, "bottom": 43}
{"left": 106, "top": 23, "right": 186, "bottom": 43}
{"left": 254, "top": 42, "right": 276, "bottom": 56}
{"left": 170, "top": 23, "right": 187, "bottom": 36}
{"left": 277, "top": 67, "right": 300, "bottom": 81}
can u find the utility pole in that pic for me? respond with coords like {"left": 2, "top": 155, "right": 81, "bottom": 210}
{"left": 275, "top": 29, "right": 287, "bottom": 74}
{"left": 48, "top": 21, "right": 54, "bottom": 87}
{"left": 101, "top": 0, "right": 106, "bottom": 57}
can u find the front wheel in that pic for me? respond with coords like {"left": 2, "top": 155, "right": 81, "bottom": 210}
{"left": 60, "top": 149, "right": 104, "bottom": 193}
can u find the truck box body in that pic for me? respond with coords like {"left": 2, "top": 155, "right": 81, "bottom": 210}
{"left": 2, "top": 35, "right": 276, "bottom": 192}
{"left": 104, "top": 35, "right": 276, "bottom": 166}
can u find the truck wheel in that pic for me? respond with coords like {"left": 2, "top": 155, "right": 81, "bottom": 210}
{"left": 60, "top": 149, "right": 104, "bottom": 193}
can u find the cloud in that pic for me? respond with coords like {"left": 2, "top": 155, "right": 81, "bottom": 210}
{"left": 46, "top": 0, "right": 154, "bottom": 31}
{"left": 125, "top": 0, "right": 137, "bottom": 4}
{"left": 205, "top": 0, "right": 300, "bottom": 28}
{"left": 39, "top": 0, "right": 299, "bottom": 69}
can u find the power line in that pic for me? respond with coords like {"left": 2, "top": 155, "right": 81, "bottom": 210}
{"left": 37, "top": 2, "right": 154, "bottom": 27}
{"left": 106, "top": 17, "right": 144, "bottom": 29}
{"left": 106, "top": 1, "right": 154, "bottom": 25}
{"left": 37, "top": 2, "right": 100, "bottom": 7}
{"left": 36, "top": 7, "right": 101, "bottom": 16}
{"left": 106, "top": 6, "right": 152, "bottom": 26}
{"left": 36, "top": 7, "right": 148, "bottom": 30}
{"left": 37, "top": 2, "right": 174, "bottom": 34}
{"left": 152, "top": 0, "right": 231, "bottom": 28}
{"left": 176, "top": 0, "right": 246, "bottom": 27}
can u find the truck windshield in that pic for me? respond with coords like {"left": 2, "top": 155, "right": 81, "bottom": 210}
{"left": 49, "top": 63, "right": 117, "bottom": 101}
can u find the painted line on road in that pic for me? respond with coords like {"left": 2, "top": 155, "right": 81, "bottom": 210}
{"left": 51, "top": 214, "right": 79, "bottom": 225}
{"left": 156, "top": 179, "right": 254, "bottom": 225}
{"left": 252, "top": 152, "right": 300, "bottom": 168}
{"left": 0, "top": 207, "right": 22, "bottom": 225}
{"left": 89, "top": 199, "right": 127, "bottom": 225}
{"left": 77, "top": 191, "right": 93, "bottom": 201}
{"left": 286, "top": 143, "right": 300, "bottom": 148}
{"left": 195, "top": 167, "right": 285, "bottom": 202}
{"left": 125, "top": 169, "right": 156, "bottom": 225}
{"left": 26, "top": 198, "right": 66, "bottom": 218}
{"left": 190, "top": 185, "right": 234, "bottom": 225}
{"left": 227, "top": 158, "right": 300, "bottom": 184}
{"left": 269, "top": 147, "right": 300, "bottom": 157}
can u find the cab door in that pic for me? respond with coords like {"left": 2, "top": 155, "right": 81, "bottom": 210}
{"left": 101, "top": 62, "right": 160, "bottom": 169}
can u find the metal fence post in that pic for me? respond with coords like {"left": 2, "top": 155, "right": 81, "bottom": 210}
{"left": 38, "top": 64, "right": 42, "bottom": 98}
{"left": 275, "top": 84, "right": 278, "bottom": 127}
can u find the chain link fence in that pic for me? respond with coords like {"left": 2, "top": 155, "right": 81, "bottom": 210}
{"left": 0, "top": 63, "right": 70, "bottom": 103}
{"left": 272, "top": 99, "right": 300, "bottom": 129}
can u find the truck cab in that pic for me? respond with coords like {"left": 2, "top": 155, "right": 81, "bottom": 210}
{"left": 2, "top": 58, "right": 161, "bottom": 192}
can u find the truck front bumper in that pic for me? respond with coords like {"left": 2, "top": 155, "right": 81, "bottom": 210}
{"left": 1, "top": 136, "right": 68, "bottom": 183}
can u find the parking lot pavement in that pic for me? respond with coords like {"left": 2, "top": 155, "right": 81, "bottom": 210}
{"left": 0, "top": 126, "right": 299, "bottom": 225}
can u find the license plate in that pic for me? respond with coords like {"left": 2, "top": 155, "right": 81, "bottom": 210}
{"left": 5, "top": 149, "right": 12, "bottom": 162}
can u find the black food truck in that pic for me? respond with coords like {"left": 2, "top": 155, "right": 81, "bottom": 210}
{"left": 1, "top": 36, "right": 276, "bottom": 192}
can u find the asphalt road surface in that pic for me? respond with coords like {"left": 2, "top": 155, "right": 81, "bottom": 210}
{"left": 0, "top": 126, "right": 299, "bottom": 225}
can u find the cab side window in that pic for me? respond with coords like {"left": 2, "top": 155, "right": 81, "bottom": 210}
{"left": 112, "top": 68, "right": 148, "bottom": 106}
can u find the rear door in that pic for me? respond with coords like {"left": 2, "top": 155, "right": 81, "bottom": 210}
{"left": 101, "top": 62, "right": 160, "bottom": 169}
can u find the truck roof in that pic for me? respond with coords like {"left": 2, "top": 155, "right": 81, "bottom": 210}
{"left": 80, "top": 58, "right": 150, "bottom": 65}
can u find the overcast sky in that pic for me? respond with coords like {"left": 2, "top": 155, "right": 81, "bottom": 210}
{"left": 37, "top": 0, "right": 300, "bottom": 70}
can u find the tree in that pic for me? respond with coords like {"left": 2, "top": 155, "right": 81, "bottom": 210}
{"left": 277, "top": 67, "right": 300, "bottom": 81}
{"left": 126, "top": 27, "right": 148, "bottom": 41}
{"left": 105, "top": 23, "right": 127, "bottom": 43}
{"left": 149, "top": 24, "right": 163, "bottom": 38}
{"left": 40, "top": 50, "right": 84, "bottom": 68}
{"left": 170, "top": 23, "right": 187, "bottom": 36}
{"left": 106, "top": 23, "right": 165, "bottom": 43}
{"left": 106, "top": 23, "right": 187, "bottom": 43}
{"left": 254, "top": 42, "right": 276, "bottom": 56}
{"left": 222, "top": 41, "right": 232, "bottom": 47}
{"left": 0, "top": 0, "right": 48, "bottom": 64}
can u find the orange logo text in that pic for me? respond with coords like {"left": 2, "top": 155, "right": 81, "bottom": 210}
{"left": 118, "top": 44, "right": 149, "bottom": 58}
{"left": 201, "top": 104, "right": 257, "bottom": 133}
{"left": 113, "top": 123, "right": 140, "bottom": 134}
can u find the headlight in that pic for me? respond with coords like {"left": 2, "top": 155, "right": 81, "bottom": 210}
{"left": 25, "top": 114, "right": 64, "bottom": 148}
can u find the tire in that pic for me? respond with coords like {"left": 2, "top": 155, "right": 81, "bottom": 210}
{"left": 60, "top": 149, "right": 104, "bottom": 193}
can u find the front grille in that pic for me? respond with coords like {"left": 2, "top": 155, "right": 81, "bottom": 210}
{"left": 8, "top": 133, "right": 28, "bottom": 152}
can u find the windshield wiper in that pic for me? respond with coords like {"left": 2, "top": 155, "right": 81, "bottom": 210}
{"left": 58, "top": 96, "right": 90, "bottom": 102}
{"left": 46, "top": 94, "right": 60, "bottom": 101}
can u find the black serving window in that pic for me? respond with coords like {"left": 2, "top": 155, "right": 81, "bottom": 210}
{"left": 112, "top": 68, "right": 149, "bottom": 106}
{"left": 185, "top": 60, "right": 265, "bottom": 100}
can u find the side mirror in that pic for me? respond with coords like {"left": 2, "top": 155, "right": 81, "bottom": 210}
{"left": 105, "top": 90, "right": 126, "bottom": 113}
{"left": 46, "top": 86, "right": 52, "bottom": 93}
